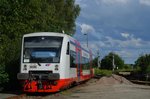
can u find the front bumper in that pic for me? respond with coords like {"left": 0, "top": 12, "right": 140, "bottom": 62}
{"left": 17, "top": 73, "right": 60, "bottom": 80}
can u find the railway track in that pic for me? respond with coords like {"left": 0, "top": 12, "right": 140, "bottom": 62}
{"left": 130, "top": 80, "right": 150, "bottom": 85}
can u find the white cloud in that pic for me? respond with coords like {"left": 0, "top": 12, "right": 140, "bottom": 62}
{"left": 121, "top": 32, "right": 130, "bottom": 38}
{"left": 105, "top": 35, "right": 142, "bottom": 48}
{"left": 115, "top": 50, "right": 132, "bottom": 58}
{"left": 80, "top": 24, "right": 95, "bottom": 34}
{"left": 80, "top": 40, "right": 105, "bottom": 56}
{"left": 101, "top": 0, "right": 129, "bottom": 5}
{"left": 140, "top": 0, "right": 150, "bottom": 6}
{"left": 126, "top": 35, "right": 142, "bottom": 47}
{"left": 75, "top": 0, "right": 150, "bottom": 63}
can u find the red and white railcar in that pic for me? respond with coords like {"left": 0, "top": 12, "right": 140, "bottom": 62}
{"left": 17, "top": 32, "right": 93, "bottom": 92}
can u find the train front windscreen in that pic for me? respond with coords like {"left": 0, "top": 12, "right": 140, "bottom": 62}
{"left": 23, "top": 36, "right": 63, "bottom": 63}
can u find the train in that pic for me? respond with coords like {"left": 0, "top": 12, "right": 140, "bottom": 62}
{"left": 17, "top": 32, "right": 94, "bottom": 92}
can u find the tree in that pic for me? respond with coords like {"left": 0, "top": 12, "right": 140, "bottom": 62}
{"left": 101, "top": 52, "right": 125, "bottom": 70}
{"left": 0, "top": 37, "right": 9, "bottom": 86}
{"left": 0, "top": 0, "right": 80, "bottom": 88}
{"left": 92, "top": 57, "right": 99, "bottom": 68}
{"left": 134, "top": 54, "right": 150, "bottom": 73}
{"left": 0, "top": 34, "right": 9, "bottom": 86}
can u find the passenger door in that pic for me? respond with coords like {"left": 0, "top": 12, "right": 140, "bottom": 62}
{"left": 77, "top": 49, "right": 81, "bottom": 82}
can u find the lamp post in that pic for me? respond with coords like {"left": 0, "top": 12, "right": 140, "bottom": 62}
{"left": 84, "top": 33, "right": 88, "bottom": 48}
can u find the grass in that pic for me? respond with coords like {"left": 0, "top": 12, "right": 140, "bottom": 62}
{"left": 94, "top": 68, "right": 112, "bottom": 76}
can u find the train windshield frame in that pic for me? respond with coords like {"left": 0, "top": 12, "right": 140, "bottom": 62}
{"left": 23, "top": 36, "right": 63, "bottom": 63}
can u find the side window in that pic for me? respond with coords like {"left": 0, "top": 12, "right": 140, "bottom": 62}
{"left": 66, "top": 42, "right": 70, "bottom": 55}
{"left": 82, "top": 57, "right": 90, "bottom": 70}
{"left": 70, "top": 50, "right": 76, "bottom": 68}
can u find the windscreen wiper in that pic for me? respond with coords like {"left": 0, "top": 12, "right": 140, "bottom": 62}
{"left": 37, "top": 62, "right": 41, "bottom": 66}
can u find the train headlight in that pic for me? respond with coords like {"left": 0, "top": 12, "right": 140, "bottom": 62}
{"left": 55, "top": 65, "right": 59, "bottom": 71}
{"left": 23, "top": 65, "right": 27, "bottom": 71}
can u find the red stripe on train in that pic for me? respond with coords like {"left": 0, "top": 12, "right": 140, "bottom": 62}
{"left": 21, "top": 74, "right": 92, "bottom": 92}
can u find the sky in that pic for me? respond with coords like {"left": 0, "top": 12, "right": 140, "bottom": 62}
{"left": 74, "top": 0, "right": 150, "bottom": 64}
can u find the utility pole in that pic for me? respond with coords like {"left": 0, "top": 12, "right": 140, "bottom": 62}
{"left": 97, "top": 50, "right": 100, "bottom": 68}
{"left": 112, "top": 53, "right": 116, "bottom": 72}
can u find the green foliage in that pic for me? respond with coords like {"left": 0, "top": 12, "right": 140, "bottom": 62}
{"left": 101, "top": 52, "right": 125, "bottom": 70}
{"left": 0, "top": 61, "right": 9, "bottom": 85}
{"left": 146, "top": 65, "right": 150, "bottom": 73}
{"left": 135, "top": 66, "right": 141, "bottom": 72}
{"left": 134, "top": 54, "right": 150, "bottom": 73}
{"left": 1, "top": 0, "right": 80, "bottom": 36}
{"left": 94, "top": 68, "right": 112, "bottom": 76}
{"left": 0, "top": 0, "right": 80, "bottom": 88}
{"left": 0, "top": 70, "right": 9, "bottom": 85}
{"left": 0, "top": 35, "right": 9, "bottom": 85}
{"left": 123, "top": 64, "right": 132, "bottom": 70}
{"left": 116, "top": 64, "right": 133, "bottom": 72}
{"left": 92, "top": 57, "right": 98, "bottom": 68}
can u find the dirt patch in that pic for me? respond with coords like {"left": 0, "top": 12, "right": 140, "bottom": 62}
{"left": 97, "top": 74, "right": 132, "bottom": 85}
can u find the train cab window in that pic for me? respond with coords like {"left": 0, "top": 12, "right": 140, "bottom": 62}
{"left": 66, "top": 42, "right": 70, "bottom": 55}
{"left": 70, "top": 50, "right": 76, "bottom": 68}
{"left": 23, "top": 36, "right": 63, "bottom": 63}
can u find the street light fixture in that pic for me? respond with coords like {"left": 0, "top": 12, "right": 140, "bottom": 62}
{"left": 84, "top": 33, "right": 88, "bottom": 48}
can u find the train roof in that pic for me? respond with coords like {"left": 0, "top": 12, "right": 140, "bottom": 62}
{"left": 23, "top": 32, "right": 92, "bottom": 54}
{"left": 23, "top": 32, "right": 68, "bottom": 37}
{"left": 23, "top": 32, "right": 77, "bottom": 43}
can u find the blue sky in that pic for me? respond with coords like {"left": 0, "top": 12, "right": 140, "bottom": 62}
{"left": 74, "top": 0, "right": 150, "bottom": 64}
